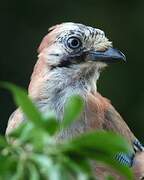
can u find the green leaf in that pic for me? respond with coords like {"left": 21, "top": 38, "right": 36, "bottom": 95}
{"left": 11, "top": 161, "right": 24, "bottom": 180}
{"left": 0, "top": 83, "right": 134, "bottom": 179}
{"left": 9, "top": 121, "right": 33, "bottom": 142}
{"left": 0, "top": 156, "right": 16, "bottom": 174}
{"left": 63, "top": 131, "right": 131, "bottom": 156}
{"left": 62, "top": 95, "right": 84, "bottom": 128}
{"left": 0, "top": 136, "right": 8, "bottom": 148}
{"left": 30, "top": 154, "right": 53, "bottom": 173}
{"left": 106, "top": 176, "right": 115, "bottom": 180}
{"left": 55, "top": 165, "right": 74, "bottom": 180}
{"left": 62, "top": 131, "right": 133, "bottom": 179}
{"left": 60, "top": 156, "right": 93, "bottom": 180}
{"left": 16, "top": 122, "right": 34, "bottom": 142}
{"left": 30, "top": 154, "right": 61, "bottom": 180}
{"left": 42, "top": 111, "right": 59, "bottom": 135}
{"left": 2, "top": 83, "right": 43, "bottom": 125}
{"left": 2, "top": 82, "right": 58, "bottom": 135}
{"left": 28, "top": 162, "right": 40, "bottom": 180}
{"left": 9, "top": 122, "right": 28, "bottom": 138}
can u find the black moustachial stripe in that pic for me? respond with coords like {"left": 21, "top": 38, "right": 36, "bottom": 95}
{"left": 57, "top": 52, "right": 87, "bottom": 68}
{"left": 51, "top": 49, "right": 88, "bottom": 69}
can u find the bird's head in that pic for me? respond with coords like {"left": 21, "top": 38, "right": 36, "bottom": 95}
{"left": 38, "top": 22, "right": 125, "bottom": 72}
{"left": 30, "top": 22, "right": 126, "bottom": 98}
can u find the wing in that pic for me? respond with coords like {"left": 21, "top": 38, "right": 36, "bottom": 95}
{"left": 85, "top": 92, "right": 136, "bottom": 144}
{"left": 85, "top": 92, "right": 144, "bottom": 178}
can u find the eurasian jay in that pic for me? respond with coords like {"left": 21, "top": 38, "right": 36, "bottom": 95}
{"left": 6, "top": 22, "right": 144, "bottom": 179}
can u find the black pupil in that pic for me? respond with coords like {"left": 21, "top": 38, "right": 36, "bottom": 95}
{"left": 71, "top": 39, "right": 79, "bottom": 47}
{"left": 67, "top": 37, "right": 81, "bottom": 49}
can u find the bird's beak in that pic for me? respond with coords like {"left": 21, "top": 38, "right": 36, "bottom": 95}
{"left": 88, "top": 47, "right": 126, "bottom": 63}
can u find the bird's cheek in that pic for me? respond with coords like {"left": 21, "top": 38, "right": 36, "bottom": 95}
{"left": 40, "top": 45, "right": 66, "bottom": 66}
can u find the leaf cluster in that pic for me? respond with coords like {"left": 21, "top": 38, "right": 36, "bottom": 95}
{"left": 0, "top": 83, "right": 133, "bottom": 180}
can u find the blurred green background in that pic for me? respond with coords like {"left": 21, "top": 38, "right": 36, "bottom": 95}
{"left": 0, "top": 0, "right": 144, "bottom": 140}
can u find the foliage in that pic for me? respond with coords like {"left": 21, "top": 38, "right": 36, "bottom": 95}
{"left": 0, "top": 83, "right": 133, "bottom": 179}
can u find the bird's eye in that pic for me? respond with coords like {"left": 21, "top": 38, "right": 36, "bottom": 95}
{"left": 67, "top": 37, "right": 82, "bottom": 49}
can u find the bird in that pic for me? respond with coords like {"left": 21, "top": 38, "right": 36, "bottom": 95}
{"left": 6, "top": 22, "right": 144, "bottom": 179}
